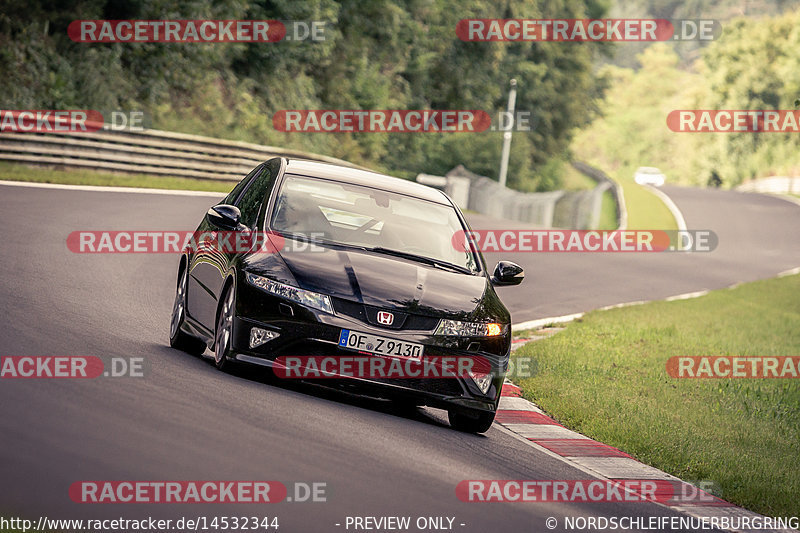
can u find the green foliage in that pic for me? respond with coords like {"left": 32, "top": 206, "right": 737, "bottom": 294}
{"left": 605, "top": 0, "right": 794, "bottom": 69}
{"left": 574, "top": 44, "right": 706, "bottom": 184}
{"left": 0, "top": 0, "right": 608, "bottom": 189}
{"left": 574, "top": 9, "right": 800, "bottom": 188}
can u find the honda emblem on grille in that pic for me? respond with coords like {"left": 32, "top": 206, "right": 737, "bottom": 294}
{"left": 377, "top": 311, "right": 394, "bottom": 325}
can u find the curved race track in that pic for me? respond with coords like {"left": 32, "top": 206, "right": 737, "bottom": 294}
{"left": 0, "top": 182, "right": 798, "bottom": 531}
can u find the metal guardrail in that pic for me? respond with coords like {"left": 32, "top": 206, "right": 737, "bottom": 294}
{"left": 442, "top": 162, "right": 626, "bottom": 230}
{"left": 0, "top": 126, "right": 626, "bottom": 229}
{"left": 0, "top": 126, "right": 367, "bottom": 182}
{"left": 570, "top": 161, "right": 628, "bottom": 230}
{"left": 737, "top": 176, "right": 800, "bottom": 194}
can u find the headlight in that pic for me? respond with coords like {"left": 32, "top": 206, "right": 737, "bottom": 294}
{"left": 245, "top": 272, "right": 333, "bottom": 314}
{"left": 435, "top": 319, "right": 503, "bottom": 337}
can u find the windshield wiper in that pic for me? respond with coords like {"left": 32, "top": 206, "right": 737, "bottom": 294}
{"left": 367, "top": 247, "right": 473, "bottom": 275}
{"left": 274, "top": 232, "right": 366, "bottom": 252}
{"left": 274, "top": 235, "right": 475, "bottom": 274}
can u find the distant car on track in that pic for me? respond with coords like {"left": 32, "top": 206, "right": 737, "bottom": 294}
{"left": 634, "top": 166, "right": 666, "bottom": 186}
{"left": 168, "top": 158, "right": 524, "bottom": 433}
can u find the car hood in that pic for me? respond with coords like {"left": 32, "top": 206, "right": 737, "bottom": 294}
{"left": 249, "top": 244, "right": 490, "bottom": 318}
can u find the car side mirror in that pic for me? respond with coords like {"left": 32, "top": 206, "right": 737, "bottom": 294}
{"left": 491, "top": 261, "right": 524, "bottom": 286}
{"left": 206, "top": 204, "right": 241, "bottom": 230}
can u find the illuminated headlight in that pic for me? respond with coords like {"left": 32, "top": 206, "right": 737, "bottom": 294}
{"left": 250, "top": 327, "right": 279, "bottom": 349}
{"left": 468, "top": 370, "right": 494, "bottom": 394}
{"left": 245, "top": 272, "right": 333, "bottom": 314}
{"left": 435, "top": 319, "right": 503, "bottom": 337}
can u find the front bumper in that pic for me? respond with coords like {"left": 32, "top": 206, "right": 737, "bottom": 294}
{"left": 230, "top": 281, "right": 509, "bottom": 414}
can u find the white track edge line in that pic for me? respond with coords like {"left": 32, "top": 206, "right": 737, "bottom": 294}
{"left": 511, "top": 312, "right": 584, "bottom": 331}
{"left": 513, "top": 269, "right": 800, "bottom": 331}
{"left": 644, "top": 184, "right": 688, "bottom": 232}
{"left": 0, "top": 179, "right": 225, "bottom": 197}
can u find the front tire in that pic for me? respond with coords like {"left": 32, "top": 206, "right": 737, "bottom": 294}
{"left": 214, "top": 286, "right": 235, "bottom": 370}
{"left": 448, "top": 409, "right": 495, "bottom": 434}
{"left": 169, "top": 267, "right": 207, "bottom": 356}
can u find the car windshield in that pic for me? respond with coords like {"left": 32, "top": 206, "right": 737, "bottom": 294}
{"left": 271, "top": 174, "right": 478, "bottom": 272}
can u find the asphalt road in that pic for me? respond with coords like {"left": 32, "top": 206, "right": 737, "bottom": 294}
{"left": 0, "top": 182, "right": 797, "bottom": 532}
{"left": 488, "top": 185, "right": 800, "bottom": 322}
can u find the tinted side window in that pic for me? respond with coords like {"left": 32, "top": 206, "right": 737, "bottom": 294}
{"left": 223, "top": 164, "right": 262, "bottom": 205}
{"left": 237, "top": 162, "right": 278, "bottom": 229}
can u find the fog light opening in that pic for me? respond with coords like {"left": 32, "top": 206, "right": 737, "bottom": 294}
{"left": 249, "top": 327, "right": 279, "bottom": 349}
{"left": 469, "top": 371, "right": 493, "bottom": 394}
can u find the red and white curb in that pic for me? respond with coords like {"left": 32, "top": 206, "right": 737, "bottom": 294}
{"left": 494, "top": 380, "right": 796, "bottom": 532}
{"left": 502, "top": 271, "right": 800, "bottom": 531}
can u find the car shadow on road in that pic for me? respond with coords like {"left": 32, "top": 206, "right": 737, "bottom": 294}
{"left": 153, "top": 342, "right": 466, "bottom": 433}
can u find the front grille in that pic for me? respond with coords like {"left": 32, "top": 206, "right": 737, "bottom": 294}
{"left": 403, "top": 315, "right": 440, "bottom": 330}
{"left": 269, "top": 343, "right": 465, "bottom": 396}
{"left": 331, "top": 298, "right": 439, "bottom": 331}
{"left": 372, "top": 377, "right": 464, "bottom": 396}
{"left": 332, "top": 298, "right": 367, "bottom": 321}
{"left": 272, "top": 340, "right": 341, "bottom": 357}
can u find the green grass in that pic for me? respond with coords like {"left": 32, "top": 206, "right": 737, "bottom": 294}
{"left": 547, "top": 163, "right": 619, "bottom": 229}
{"left": 560, "top": 164, "right": 618, "bottom": 230}
{"left": 513, "top": 273, "right": 800, "bottom": 516}
{"left": 597, "top": 189, "right": 618, "bottom": 230}
{"left": 0, "top": 162, "right": 235, "bottom": 193}
{"left": 561, "top": 163, "right": 601, "bottom": 191}
{"left": 572, "top": 159, "right": 678, "bottom": 230}
{"left": 616, "top": 167, "right": 678, "bottom": 230}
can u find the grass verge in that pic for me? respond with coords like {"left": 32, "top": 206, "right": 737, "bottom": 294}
{"left": 597, "top": 189, "right": 618, "bottom": 230}
{"left": 0, "top": 162, "right": 234, "bottom": 193}
{"left": 561, "top": 163, "right": 601, "bottom": 191}
{"left": 512, "top": 273, "right": 800, "bottom": 516}
{"left": 561, "top": 163, "right": 619, "bottom": 230}
{"left": 574, "top": 160, "right": 678, "bottom": 230}
{"left": 616, "top": 176, "right": 678, "bottom": 230}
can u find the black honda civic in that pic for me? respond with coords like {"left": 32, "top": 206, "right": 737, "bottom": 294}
{"left": 169, "top": 157, "right": 524, "bottom": 433}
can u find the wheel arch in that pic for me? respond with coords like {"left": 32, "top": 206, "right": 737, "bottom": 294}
{"left": 214, "top": 271, "right": 237, "bottom": 339}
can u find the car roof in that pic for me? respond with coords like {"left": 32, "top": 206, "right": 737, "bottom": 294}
{"left": 284, "top": 159, "right": 450, "bottom": 205}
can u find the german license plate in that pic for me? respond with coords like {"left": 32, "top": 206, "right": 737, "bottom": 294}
{"left": 338, "top": 329, "right": 423, "bottom": 361}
